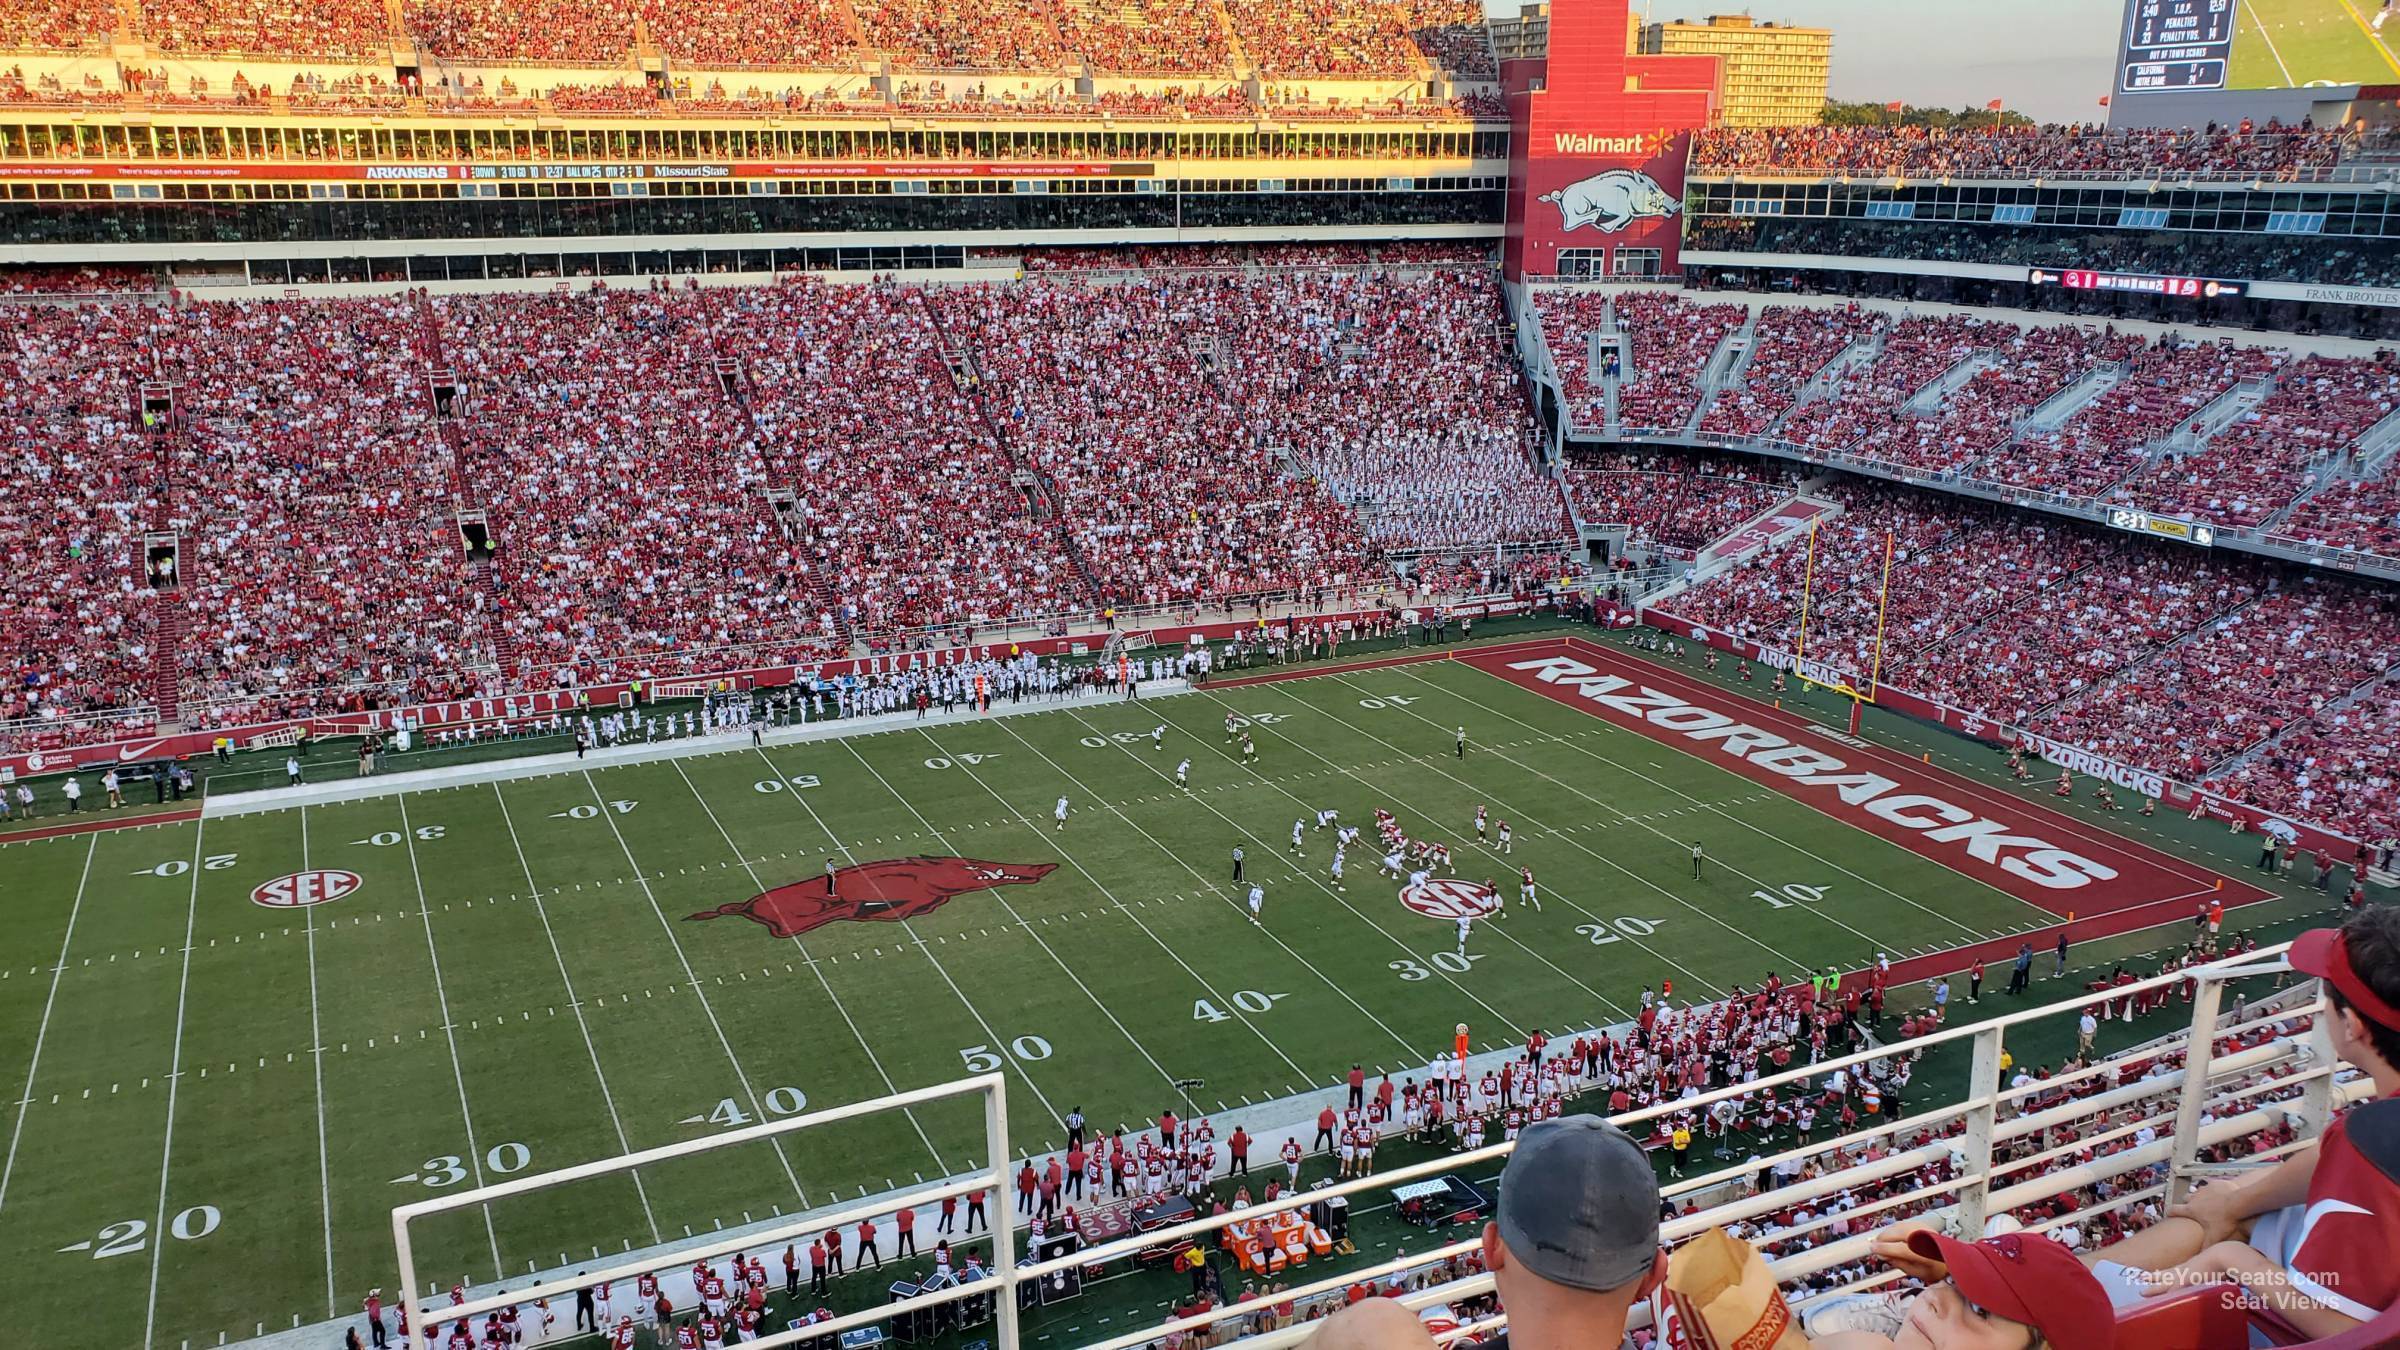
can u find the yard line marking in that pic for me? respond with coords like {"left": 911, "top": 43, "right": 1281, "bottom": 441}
{"left": 1200, "top": 687, "right": 1644, "bottom": 1012}
{"left": 947, "top": 720, "right": 1328, "bottom": 1080}
{"left": 1154, "top": 700, "right": 1532, "bottom": 1038}
{"left": 300, "top": 807, "right": 336, "bottom": 1319}
{"left": 573, "top": 770, "right": 809, "bottom": 1201}
{"left": 743, "top": 746, "right": 1068, "bottom": 1135}
{"left": 488, "top": 785, "right": 663, "bottom": 1246}
{"left": 1398, "top": 663, "right": 1995, "bottom": 946}
{"left": 666, "top": 759, "right": 951, "bottom": 1174}
{"left": 1043, "top": 710, "right": 1430, "bottom": 1058}
{"left": 143, "top": 817, "right": 208, "bottom": 1350}
{"left": 866, "top": 738, "right": 1180, "bottom": 1115}
{"left": 0, "top": 834, "right": 97, "bottom": 1217}
{"left": 397, "top": 797, "right": 506, "bottom": 1281}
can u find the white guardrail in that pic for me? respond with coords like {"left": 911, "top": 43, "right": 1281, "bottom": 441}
{"left": 393, "top": 942, "right": 2367, "bottom": 1350}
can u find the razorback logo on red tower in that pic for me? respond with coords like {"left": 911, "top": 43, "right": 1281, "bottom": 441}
{"left": 1501, "top": 0, "right": 1717, "bottom": 280}
{"left": 687, "top": 856, "right": 1058, "bottom": 939}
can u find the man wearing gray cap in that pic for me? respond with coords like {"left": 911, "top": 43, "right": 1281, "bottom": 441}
{"left": 1306, "top": 1116, "right": 1663, "bottom": 1350}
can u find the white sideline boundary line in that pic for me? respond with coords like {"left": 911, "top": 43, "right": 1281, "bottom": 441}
{"left": 571, "top": 770, "right": 812, "bottom": 1205}
{"left": 663, "top": 757, "right": 954, "bottom": 1174}
{"left": 142, "top": 815, "right": 207, "bottom": 1350}
{"left": 487, "top": 783, "right": 665, "bottom": 1248}
{"left": 200, "top": 680, "right": 1197, "bottom": 821}
{"left": 742, "top": 743, "right": 1072, "bottom": 1138}
{"left": 398, "top": 795, "right": 507, "bottom": 1281}
{"left": 920, "top": 721, "right": 1319, "bottom": 1083}
{"left": 0, "top": 833, "right": 97, "bottom": 1215}
{"left": 302, "top": 808, "right": 337, "bottom": 1319}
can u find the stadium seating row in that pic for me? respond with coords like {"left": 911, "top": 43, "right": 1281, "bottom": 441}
{"left": 1658, "top": 468, "right": 2400, "bottom": 841}
{"left": 0, "top": 0, "right": 1493, "bottom": 74}
{"left": 1, "top": 264, "right": 1555, "bottom": 742}
{"left": 1531, "top": 290, "right": 2400, "bottom": 552}
{"left": 1692, "top": 121, "right": 2367, "bottom": 182}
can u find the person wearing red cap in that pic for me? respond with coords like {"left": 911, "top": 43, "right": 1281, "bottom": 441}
{"left": 2082, "top": 910, "right": 2400, "bottom": 1340}
{"left": 1811, "top": 1224, "right": 2114, "bottom": 1350}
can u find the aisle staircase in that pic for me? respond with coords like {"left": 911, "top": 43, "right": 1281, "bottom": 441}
{"left": 149, "top": 605, "right": 185, "bottom": 731}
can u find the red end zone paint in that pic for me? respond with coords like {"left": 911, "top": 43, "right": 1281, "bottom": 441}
{"left": 1463, "top": 638, "right": 2273, "bottom": 928}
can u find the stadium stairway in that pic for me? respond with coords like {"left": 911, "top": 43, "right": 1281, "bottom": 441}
{"left": 1763, "top": 327, "right": 1886, "bottom": 441}
{"left": 1685, "top": 306, "right": 1760, "bottom": 437}
{"left": 149, "top": 603, "right": 184, "bottom": 730}
{"left": 912, "top": 290, "right": 1104, "bottom": 609}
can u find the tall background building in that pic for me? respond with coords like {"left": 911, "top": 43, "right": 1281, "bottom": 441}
{"left": 1640, "top": 13, "right": 1832, "bottom": 127}
{"left": 1488, "top": 3, "right": 1549, "bottom": 62}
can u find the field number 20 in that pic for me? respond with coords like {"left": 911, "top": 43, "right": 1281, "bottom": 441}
{"left": 61, "top": 1206, "right": 220, "bottom": 1259}
{"left": 1576, "top": 917, "right": 1663, "bottom": 946}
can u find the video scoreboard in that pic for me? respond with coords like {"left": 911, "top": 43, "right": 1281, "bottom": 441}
{"left": 2118, "top": 0, "right": 2234, "bottom": 93}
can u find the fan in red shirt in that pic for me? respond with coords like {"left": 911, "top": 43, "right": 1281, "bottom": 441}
{"left": 2087, "top": 913, "right": 2400, "bottom": 1338}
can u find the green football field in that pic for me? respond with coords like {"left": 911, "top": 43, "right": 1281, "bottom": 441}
{"left": 0, "top": 644, "right": 2176, "bottom": 1348}
{"left": 2231, "top": 0, "right": 2400, "bottom": 89}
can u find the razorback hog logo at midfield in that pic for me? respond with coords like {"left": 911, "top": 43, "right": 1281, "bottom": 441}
{"left": 687, "top": 856, "right": 1059, "bottom": 939}
{"left": 1540, "top": 169, "right": 1681, "bottom": 234}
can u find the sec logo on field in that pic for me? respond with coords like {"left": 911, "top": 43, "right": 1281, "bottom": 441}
{"left": 1398, "top": 878, "right": 1499, "bottom": 922}
{"left": 251, "top": 870, "right": 363, "bottom": 909}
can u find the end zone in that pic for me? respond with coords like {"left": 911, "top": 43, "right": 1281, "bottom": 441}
{"left": 1461, "top": 637, "right": 2274, "bottom": 979}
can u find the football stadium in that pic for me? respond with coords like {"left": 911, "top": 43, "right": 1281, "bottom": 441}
{"left": 2, "top": 0, "right": 2399, "bottom": 1348}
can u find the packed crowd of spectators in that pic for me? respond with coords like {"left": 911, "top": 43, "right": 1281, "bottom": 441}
{"left": 1561, "top": 448, "right": 1800, "bottom": 554}
{"left": 1056, "top": 0, "right": 1229, "bottom": 73}
{"left": 2219, "top": 676, "right": 2400, "bottom": 845}
{"left": 1530, "top": 287, "right": 1613, "bottom": 427}
{"left": 859, "top": 0, "right": 1071, "bottom": 70}
{"left": 437, "top": 288, "right": 831, "bottom": 685}
{"left": 400, "top": 0, "right": 636, "bottom": 64}
{"left": 151, "top": 297, "right": 502, "bottom": 727}
{"left": 0, "top": 264, "right": 167, "bottom": 296}
{"left": 1670, "top": 476, "right": 2400, "bottom": 809}
{"left": 2281, "top": 471, "right": 2400, "bottom": 558}
{"left": 1692, "top": 119, "right": 2366, "bottom": 182}
{"left": 722, "top": 279, "right": 1083, "bottom": 631}
{"left": 1224, "top": 0, "right": 1421, "bottom": 76}
{"left": 1693, "top": 303, "right": 1880, "bottom": 439}
{"left": 2038, "top": 578, "right": 2400, "bottom": 783}
{"left": 1847, "top": 321, "right": 2144, "bottom": 475}
{"left": 139, "top": 0, "right": 392, "bottom": 56}
{"left": 2115, "top": 353, "right": 2400, "bottom": 526}
{"left": 1981, "top": 336, "right": 2287, "bottom": 500}
{"left": 650, "top": 0, "right": 860, "bottom": 68}
{"left": 1614, "top": 292, "right": 1745, "bottom": 433}
{"left": 0, "top": 305, "right": 167, "bottom": 751}
{"left": 1239, "top": 269, "right": 1568, "bottom": 550}
{"left": 0, "top": 0, "right": 114, "bottom": 50}
{"left": 1775, "top": 314, "right": 1995, "bottom": 454}
{"left": 1391, "top": 0, "right": 1491, "bottom": 74}
{"left": 934, "top": 274, "right": 1377, "bottom": 606}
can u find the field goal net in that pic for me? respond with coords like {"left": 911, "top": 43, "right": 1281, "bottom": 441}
{"left": 649, "top": 679, "right": 724, "bottom": 701}
{"left": 393, "top": 1076, "right": 1019, "bottom": 1350}
{"left": 247, "top": 726, "right": 303, "bottom": 751}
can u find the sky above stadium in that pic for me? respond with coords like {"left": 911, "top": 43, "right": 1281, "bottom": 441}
{"left": 1592, "top": 2, "right": 2125, "bottom": 125}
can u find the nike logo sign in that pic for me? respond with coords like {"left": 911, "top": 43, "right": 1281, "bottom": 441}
{"left": 116, "top": 741, "right": 164, "bottom": 761}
